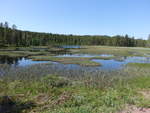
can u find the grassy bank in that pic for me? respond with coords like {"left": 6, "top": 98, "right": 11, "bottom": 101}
{"left": 71, "top": 46, "right": 150, "bottom": 57}
{"left": 0, "top": 46, "right": 68, "bottom": 57}
{"left": 0, "top": 64, "right": 149, "bottom": 113}
{"left": 127, "top": 63, "right": 150, "bottom": 68}
{"left": 29, "top": 56, "right": 101, "bottom": 66}
{"left": 1, "top": 46, "right": 150, "bottom": 58}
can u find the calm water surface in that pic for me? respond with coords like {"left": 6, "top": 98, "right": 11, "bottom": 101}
{"left": 56, "top": 54, "right": 114, "bottom": 58}
{"left": 92, "top": 56, "right": 150, "bottom": 70}
{"left": 60, "top": 45, "right": 81, "bottom": 49}
{"left": 0, "top": 55, "right": 150, "bottom": 70}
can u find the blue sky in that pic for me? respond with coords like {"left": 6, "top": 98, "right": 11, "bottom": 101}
{"left": 0, "top": 0, "right": 150, "bottom": 39}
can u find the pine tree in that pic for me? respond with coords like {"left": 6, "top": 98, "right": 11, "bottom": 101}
{"left": 146, "top": 34, "right": 150, "bottom": 47}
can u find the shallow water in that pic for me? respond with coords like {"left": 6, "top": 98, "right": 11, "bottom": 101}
{"left": 92, "top": 56, "right": 150, "bottom": 70}
{"left": 0, "top": 55, "right": 150, "bottom": 70}
{"left": 13, "top": 58, "right": 50, "bottom": 67}
{"left": 55, "top": 54, "right": 114, "bottom": 58}
{"left": 60, "top": 45, "right": 81, "bottom": 49}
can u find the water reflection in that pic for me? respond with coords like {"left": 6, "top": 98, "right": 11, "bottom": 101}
{"left": 92, "top": 56, "right": 150, "bottom": 70}
{"left": 0, "top": 55, "right": 150, "bottom": 70}
{"left": 0, "top": 56, "right": 22, "bottom": 65}
{"left": 60, "top": 45, "right": 81, "bottom": 49}
{"left": 0, "top": 56, "right": 49, "bottom": 67}
{"left": 56, "top": 54, "right": 114, "bottom": 58}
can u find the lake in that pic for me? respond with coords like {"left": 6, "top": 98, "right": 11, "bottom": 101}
{"left": 0, "top": 54, "right": 150, "bottom": 71}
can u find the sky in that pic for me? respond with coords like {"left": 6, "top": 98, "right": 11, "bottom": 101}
{"left": 0, "top": 0, "right": 150, "bottom": 39}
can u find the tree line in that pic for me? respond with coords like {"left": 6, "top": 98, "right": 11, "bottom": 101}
{"left": 0, "top": 22, "right": 148, "bottom": 47}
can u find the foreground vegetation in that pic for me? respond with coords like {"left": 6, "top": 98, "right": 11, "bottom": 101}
{"left": 0, "top": 63, "right": 149, "bottom": 113}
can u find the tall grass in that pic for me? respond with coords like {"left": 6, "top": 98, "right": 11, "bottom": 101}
{"left": 0, "top": 63, "right": 150, "bottom": 113}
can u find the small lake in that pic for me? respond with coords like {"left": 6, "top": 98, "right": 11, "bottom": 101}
{"left": 0, "top": 55, "right": 150, "bottom": 70}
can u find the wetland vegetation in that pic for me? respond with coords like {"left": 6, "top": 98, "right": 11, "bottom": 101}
{"left": 0, "top": 22, "right": 150, "bottom": 113}
{"left": 0, "top": 45, "right": 150, "bottom": 113}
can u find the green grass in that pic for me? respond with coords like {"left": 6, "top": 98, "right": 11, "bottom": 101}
{"left": 127, "top": 63, "right": 150, "bottom": 68}
{"left": 30, "top": 56, "right": 101, "bottom": 66}
{"left": 0, "top": 66, "right": 150, "bottom": 113}
{"left": 1, "top": 46, "right": 150, "bottom": 58}
{"left": 0, "top": 46, "right": 67, "bottom": 57}
{"left": 0, "top": 51, "right": 51, "bottom": 57}
{"left": 68, "top": 60, "right": 101, "bottom": 66}
{"left": 0, "top": 51, "right": 26, "bottom": 57}
{"left": 89, "top": 56, "right": 115, "bottom": 60}
{"left": 70, "top": 46, "right": 150, "bottom": 57}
